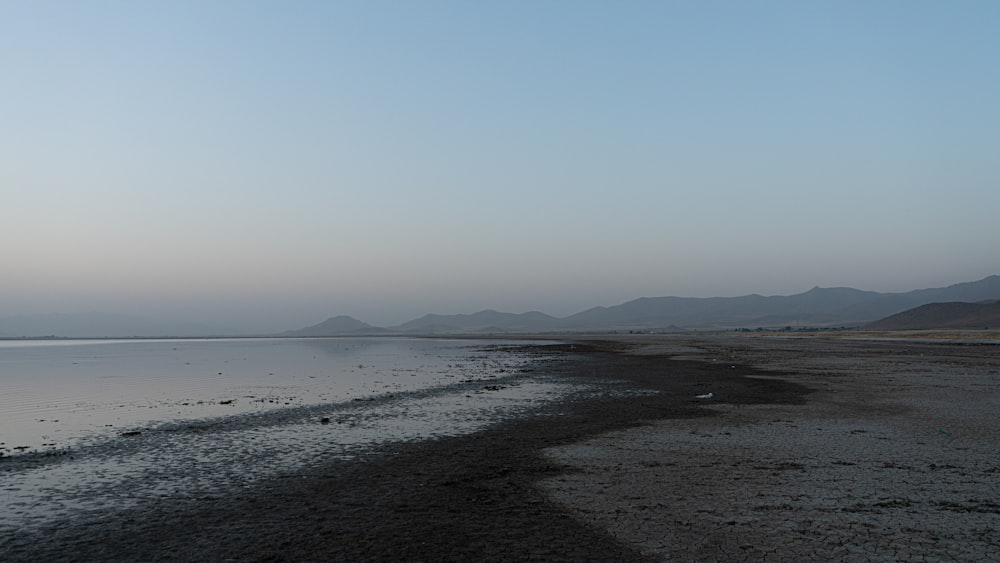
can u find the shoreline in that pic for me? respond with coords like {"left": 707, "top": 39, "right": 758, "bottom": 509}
{"left": 3, "top": 335, "right": 997, "bottom": 561}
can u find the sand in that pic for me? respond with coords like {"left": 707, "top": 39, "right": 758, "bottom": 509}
{"left": 2, "top": 334, "right": 997, "bottom": 561}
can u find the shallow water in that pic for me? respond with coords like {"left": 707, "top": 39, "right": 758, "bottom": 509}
{"left": 0, "top": 337, "right": 540, "bottom": 454}
{"left": 0, "top": 337, "right": 588, "bottom": 532}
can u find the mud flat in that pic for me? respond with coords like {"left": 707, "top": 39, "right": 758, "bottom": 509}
{"left": 2, "top": 335, "right": 997, "bottom": 561}
{"left": 543, "top": 334, "right": 1000, "bottom": 561}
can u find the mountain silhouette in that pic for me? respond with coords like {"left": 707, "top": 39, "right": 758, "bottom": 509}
{"left": 292, "top": 275, "right": 1000, "bottom": 334}
{"left": 389, "top": 310, "right": 560, "bottom": 334}
{"left": 281, "top": 315, "right": 385, "bottom": 336}
{"left": 551, "top": 276, "right": 1000, "bottom": 331}
{"left": 6, "top": 275, "right": 999, "bottom": 338}
{"left": 865, "top": 300, "right": 1000, "bottom": 330}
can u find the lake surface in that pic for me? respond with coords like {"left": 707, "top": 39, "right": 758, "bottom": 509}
{"left": 0, "top": 337, "right": 557, "bottom": 454}
{"left": 1, "top": 337, "right": 593, "bottom": 532}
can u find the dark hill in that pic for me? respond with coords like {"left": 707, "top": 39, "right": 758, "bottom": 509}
{"left": 282, "top": 315, "right": 384, "bottom": 336}
{"left": 559, "top": 275, "right": 1000, "bottom": 330}
{"left": 390, "top": 310, "right": 559, "bottom": 333}
{"left": 905, "top": 275, "right": 1000, "bottom": 303}
{"left": 280, "top": 275, "right": 1000, "bottom": 334}
{"left": 865, "top": 301, "right": 1000, "bottom": 330}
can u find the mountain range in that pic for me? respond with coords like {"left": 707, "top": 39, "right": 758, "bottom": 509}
{"left": 287, "top": 275, "right": 1000, "bottom": 335}
{"left": 864, "top": 300, "right": 1000, "bottom": 331}
{"left": 5, "top": 275, "right": 999, "bottom": 338}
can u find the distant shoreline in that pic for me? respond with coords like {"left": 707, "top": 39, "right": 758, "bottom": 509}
{"left": 5, "top": 327, "right": 1000, "bottom": 343}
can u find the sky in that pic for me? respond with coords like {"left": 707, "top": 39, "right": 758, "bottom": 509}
{"left": 3, "top": 1, "right": 999, "bottom": 331}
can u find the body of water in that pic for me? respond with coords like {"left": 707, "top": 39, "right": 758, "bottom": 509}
{"left": 0, "top": 337, "right": 588, "bottom": 532}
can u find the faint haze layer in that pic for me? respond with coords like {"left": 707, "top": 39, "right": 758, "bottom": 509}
{"left": 3, "top": 275, "right": 998, "bottom": 337}
{"left": 2, "top": 1, "right": 998, "bottom": 332}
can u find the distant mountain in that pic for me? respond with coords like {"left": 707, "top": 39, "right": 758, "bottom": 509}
{"left": 0, "top": 312, "right": 233, "bottom": 338}
{"left": 556, "top": 275, "right": 1000, "bottom": 330}
{"left": 14, "top": 275, "right": 998, "bottom": 338}
{"left": 389, "top": 310, "right": 560, "bottom": 333}
{"left": 368, "top": 274, "right": 1000, "bottom": 332}
{"left": 283, "top": 275, "right": 1000, "bottom": 334}
{"left": 281, "top": 315, "right": 385, "bottom": 336}
{"left": 865, "top": 301, "right": 1000, "bottom": 330}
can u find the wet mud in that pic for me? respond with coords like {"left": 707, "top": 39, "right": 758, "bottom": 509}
{"left": 4, "top": 335, "right": 995, "bottom": 561}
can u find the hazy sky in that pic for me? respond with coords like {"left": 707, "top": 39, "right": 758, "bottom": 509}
{"left": 3, "top": 1, "right": 999, "bottom": 331}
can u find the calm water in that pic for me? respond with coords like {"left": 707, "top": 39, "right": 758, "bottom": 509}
{"left": 0, "top": 337, "right": 554, "bottom": 453}
{"left": 0, "top": 337, "right": 591, "bottom": 532}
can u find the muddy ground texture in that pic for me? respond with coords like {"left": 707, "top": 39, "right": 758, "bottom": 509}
{"left": 2, "top": 335, "right": 998, "bottom": 562}
{"left": 544, "top": 335, "right": 1000, "bottom": 562}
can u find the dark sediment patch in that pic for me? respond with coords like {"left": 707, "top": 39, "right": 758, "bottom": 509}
{"left": 1, "top": 340, "right": 810, "bottom": 562}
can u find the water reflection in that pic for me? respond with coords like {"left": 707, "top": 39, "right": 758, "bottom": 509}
{"left": 0, "top": 338, "right": 589, "bottom": 534}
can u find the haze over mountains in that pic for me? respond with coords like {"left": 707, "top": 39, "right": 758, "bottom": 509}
{"left": 5, "top": 276, "right": 999, "bottom": 339}
{"left": 288, "top": 275, "right": 1000, "bottom": 336}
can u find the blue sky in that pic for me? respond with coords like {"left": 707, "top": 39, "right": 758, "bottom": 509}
{"left": 3, "top": 1, "right": 999, "bottom": 330}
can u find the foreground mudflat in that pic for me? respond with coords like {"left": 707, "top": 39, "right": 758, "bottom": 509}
{"left": 543, "top": 335, "right": 1000, "bottom": 561}
{"left": 2, "top": 335, "right": 996, "bottom": 561}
